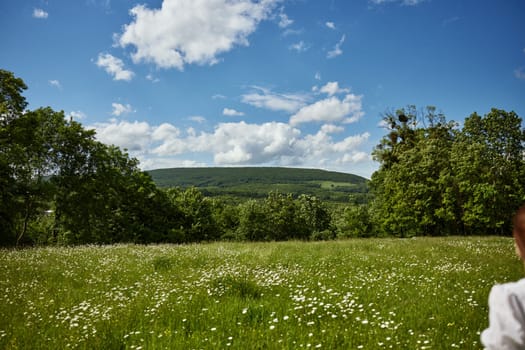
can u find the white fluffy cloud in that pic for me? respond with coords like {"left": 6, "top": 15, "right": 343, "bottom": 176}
{"left": 290, "top": 94, "right": 364, "bottom": 126}
{"left": 90, "top": 118, "right": 371, "bottom": 171}
{"left": 327, "top": 35, "right": 345, "bottom": 59}
{"left": 111, "top": 103, "right": 134, "bottom": 116}
{"left": 68, "top": 111, "right": 87, "bottom": 120}
{"left": 241, "top": 86, "right": 308, "bottom": 113}
{"left": 92, "top": 120, "right": 152, "bottom": 152}
{"left": 118, "top": 0, "right": 280, "bottom": 70}
{"left": 325, "top": 21, "right": 335, "bottom": 30}
{"left": 33, "top": 8, "right": 48, "bottom": 19}
{"left": 96, "top": 53, "right": 134, "bottom": 81}
{"left": 319, "top": 81, "right": 350, "bottom": 96}
{"left": 223, "top": 108, "right": 245, "bottom": 117}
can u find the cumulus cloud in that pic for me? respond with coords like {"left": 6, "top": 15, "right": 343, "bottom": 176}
{"left": 290, "top": 94, "right": 364, "bottom": 126}
{"left": 89, "top": 118, "right": 371, "bottom": 171}
{"left": 319, "top": 81, "right": 350, "bottom": 96}
{"left": 33, "top": 8, "right": 48, "bottom": 19}
{"left": 327, "top": 35, "right": 345, "bottom": 59}
{"left": 117, "top": 0, "right": 280, "bottom": 70}
{"left": 223, "top": 108, "right": 245, "bottom": 117}
{"left": 111, "top": 103, "right": 134, "bottom": 116}
{"left": 325, "top": 21, "right": 336, "bottom": 30}
{"left": 320, "top": 124, "right": 344, "bottom": 134}
{"left": 315, "top": 72, "right": 322, "bottom": 81}
{"left": 241, "top": 86, "right": 308, "bottom": 113}
{"left": 92, "top": 119, "right": 152, "bottom": 152}
{"left": 96, "top": 53, "right": 134, "bottom": 81}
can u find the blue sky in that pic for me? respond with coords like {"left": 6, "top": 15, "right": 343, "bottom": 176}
{"left": 1, "top": 0, "right": 524, "bottom": 178}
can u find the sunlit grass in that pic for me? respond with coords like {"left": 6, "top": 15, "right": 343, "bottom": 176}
{"left": 0, "top": 237, "right": 520, "bottom": 349}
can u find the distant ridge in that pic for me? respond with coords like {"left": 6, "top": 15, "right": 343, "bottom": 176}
{"left": 147, "top": 167, "right": 368, "bottom": 203}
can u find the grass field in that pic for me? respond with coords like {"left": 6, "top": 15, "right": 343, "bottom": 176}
{"left": 0, "top": 237, "right": 521, "bottom": 349}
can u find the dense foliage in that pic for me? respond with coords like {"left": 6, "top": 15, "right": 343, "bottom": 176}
{"left": 0, "top": 70, "right": 174, "bottom": 245}
{"left": 370, "top": 106, "right": 525, "bottom": 237}
{"left": 1, "top": 69, "right": 523, "bottom": 246}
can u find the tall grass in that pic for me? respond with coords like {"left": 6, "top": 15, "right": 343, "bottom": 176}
{"left": 0, "top": 237, "right": 520, "bottom": 349}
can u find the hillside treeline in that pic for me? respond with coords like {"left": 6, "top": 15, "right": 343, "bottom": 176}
{"left": 1, "top": 69, "right": 524, "bottom": 246}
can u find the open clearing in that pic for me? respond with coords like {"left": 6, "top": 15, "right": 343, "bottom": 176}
{"left": 0, "top": 237, "right": 520, "bottom": 349}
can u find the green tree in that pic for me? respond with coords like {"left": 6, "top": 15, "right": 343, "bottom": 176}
{"left": 297, "top": 194, "right": 332, "bottom": 239}
{"left": 0, "top": 69, "right": 28, "bottom": 244}
{"left": 450, "top": 109, "right": 525, "bottom": 234}
{"left": 8, "top": 108, "right": 65, "bottom": 245}
{"left": 236, "top": 199, "right": 271, "bottom": 241}
{"left": 0, "top": 69, "right": 181, "bottom": 246}
{"left": 166, "top": 187, "right": 217, "bottom": 242}
{"left": 371, "top": 106, "right": 524, "bottom": 237}
{"left": 371, "top": 106, "right": 457, "bottom": 236}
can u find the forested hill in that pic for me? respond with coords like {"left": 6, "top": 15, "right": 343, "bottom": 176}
{"left": 147, "top": 167, "right": 369, "bottom": 203}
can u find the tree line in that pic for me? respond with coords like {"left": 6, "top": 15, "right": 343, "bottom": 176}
{"left": 1, "top": 70, "right": 524, "bottom": 246}
{"left": 369, "top": 105, "right": 525, "bottom": 237}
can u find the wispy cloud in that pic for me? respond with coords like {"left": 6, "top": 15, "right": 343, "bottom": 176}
{"left": 442, "top": 16, "right": 460, "bottom": 27}
{"left": 369, "top": 0, "right": 426, "bottom": 6}
{"left": 48, "top": 80, "right": 61, "bottom": 89}
{"left": 241, "top": 86, "right": 308, "bottom": 113}
{"left": 327, "top": 35, "right": 345, "bottom": 59}
{"left": 282, "top": 28, "right": 303, "bottom": 37}
{"left": 111, "top": 102, "right": 134, "bottom": 116}
{"left": 326, "top": 21, "right": 336, "bottom": 30}
{"left": 515, "top": 67, "right": 525, "bottom": 80}
{"left": 96, "top": 53, "right": 134, "bottom": 81}
{"left": 146, "top": 74, "right": 160, "bottom": 83}
{"left": 289, "top": 41, "right": 309, "bottom": 53}
{"left": 189, "top": 116, "right": 206, "bottom": 123}
{"left": 278, "top": 8, "right": 293, "bottom": 28}
{"left": 33, "top": 8, "right": 48, "bottom": 19}
{"left": 223, "top": 108, "right": 245, "bottom": 117}
{"left": 212, "top": 94, "right": 227, "bottom": 100}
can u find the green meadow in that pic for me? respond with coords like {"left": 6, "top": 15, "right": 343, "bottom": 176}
{"left": 0, "top": 237, "right": 520, "bottom": 349}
